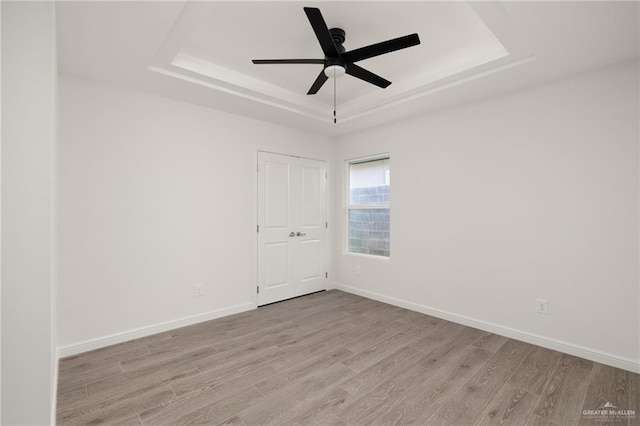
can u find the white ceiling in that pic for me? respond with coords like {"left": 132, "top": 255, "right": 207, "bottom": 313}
{"left": 56, "top": 1, "right": 639, "bottom": 137}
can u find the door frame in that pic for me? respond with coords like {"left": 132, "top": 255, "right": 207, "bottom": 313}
{"left": 253, "top": 148, "right": 330, "bottom": 308}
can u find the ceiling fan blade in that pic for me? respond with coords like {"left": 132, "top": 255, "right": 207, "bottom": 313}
{"left": 307, "top": 70, "right": 329, "bottom": 95}
{"left": 346, "top": 64, "right": 391, "bottom": 89}
{"left": 343, "top": 33, "right": 420, "bottom": 63}
{"left": 252, "top": 59, "right": 324, "bottom": 65}
{"left": 304, "top": 7, "right": 340, "bottom": 58}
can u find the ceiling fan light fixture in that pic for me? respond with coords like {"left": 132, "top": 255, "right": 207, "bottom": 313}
{"left": 324, "top": 64, "right": 346, "bottom": 78}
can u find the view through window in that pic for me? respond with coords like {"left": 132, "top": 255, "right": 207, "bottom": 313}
{"left": 347, "top": 157, "right": 390, "bottom": 257}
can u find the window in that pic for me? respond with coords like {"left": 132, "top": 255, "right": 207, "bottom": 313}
{"left": 347, "top": 156, "right": 390, "bottom": 257}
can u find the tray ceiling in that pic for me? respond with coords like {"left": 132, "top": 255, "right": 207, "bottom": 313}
{"left": 149, "top": 2, "right": 531, "bottom": 124}
{"left": 56, "top": 1, "right": 639, "bottom": 136}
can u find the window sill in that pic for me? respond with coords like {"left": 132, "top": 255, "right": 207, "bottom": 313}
{"left": 343, "top": 251, "right": 391, "bottom": 261}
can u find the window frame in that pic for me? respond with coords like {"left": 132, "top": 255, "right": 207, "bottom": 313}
{"left": 345, "top": 154, "right": 391, "bottom": 258}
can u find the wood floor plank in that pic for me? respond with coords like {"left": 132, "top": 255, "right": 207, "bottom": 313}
{"left": 533, "top": 354, "right": 593, "bottom": 425}
{"left": 267, "top": 387, "right": 354, "bottom": 426}
{"left": 109, "top": 414, "right": 142, "bottom": 425}
{"left": 218, "top": 415, "right": 246, "bottom": 425}
{"left": 397, "top": 309, "right": 445, "bottom": 329}
{"left": 487, "top": 339, "right": 534, "bottom": 371}
{"left": 270, "top": 328, "right": 355, "bottom": 371}
{"left": 141, "top": 365, "right": 277, "bottom": 424}
{"left": 157, "top": 385, "right": 265, "bottom": 426}
{"left": 58, "top": 362, "right": 123, "bottom": 393}
{"left": 403, "top": 316, "right": 448, "bottom": 340}
{"left": 628, "top": 372, "right": 639, "bottom": 426}
{"left": 342, "top": 320, "right": 407, "bottom": 353}
{"left": 405, "top": 322, "right": 458, "bottom": 356}
{"left": 474, "top": 385, "right": 538, "bottom": 425}
{"left": 85, "top": 359, "right": 199, "bottom": 404}
{"left": 371, "top": 383, "right": 447, "bottom": 425}
{"left": 237, "top": 363, "right": 354, "bottom": 426}
{"left": 210, "top": 320, "right": 301, "bottom": 352}
{"left": 507, "top": 345, "right": 562, "bottom": 396}
{"left": 416, "top": 335, "right": 476, "bottom": 374}
{"left": 276, "top": 321, "right": 354, "bottom": 354}
{"left": 56, "top": 290, "right": 638, "bottom": 426}
{"left": 145, "top": 316, "right": 286, "bottom": 354}
{"left": 169, "top": 363, "right": 276, "bottom": 400}
{"left": 341, "top": 329, "right": 418, "bottom": 373}
{"left": 58, "top": 384, "right": 175, "bottom": 426}
{"left": 339, "top": 346, "right": 424, "bottom": 397}
{"left": 456, "top": 325, "right": 494, "bottom": 346}
{"left": 282, "top": 323, "right": 377, "bottom": 361}
{"left": 338, "top": 363, "right": 430, "bottom": 424}
{"left": 119, "top": 344, "right": 217, "bottom": 373}
{"left": 578, "top": 363, "right": 631, "bottom": 426}
{"left": 57, "top": 383, "right": 88, "bottom": 408}
{"left": 431, "top": 361, "right": 508, "bottom": 425}
{"left": 429, "top": 340, "right": 532, "bottom": 425}
{"left": 145, "top": 311, "right": 256, "bottom": 346}
{"left": 255, "top": 347, "right": 353, "bottom": 396}
{"left": 191, "top": 345, "right": 286, "bottom": 385}
{"left": 318, "top": 415, "right": 348, "bottom": 426}
{"left": 525, "top": 414, "right": 560, "bottom": 426}
{"left": 419, "top": 346, "right": 492, "bottom": 396}
{"left": 59, "top": 340, "right": 150, "bottom": 375}
{"left": 192, "top": 331, "right": 294, "bottom": 373}
{"left": 473, "top": 332, "right": 509, "bottom": 354}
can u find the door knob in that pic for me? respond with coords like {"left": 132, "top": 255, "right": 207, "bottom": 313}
{"left": 289, "top": 232, "right": 296, "bottom": 237}
{"left": 296, "top": 231, "right": 306, "bottom": 237}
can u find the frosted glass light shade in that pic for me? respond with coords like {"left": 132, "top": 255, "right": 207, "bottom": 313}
{"left": 324, "top": 65, "right": 346, "bottom": 78}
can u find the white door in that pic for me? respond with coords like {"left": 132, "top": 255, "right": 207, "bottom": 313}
{"left": 257, "top": 152, "right": 327, "bottom": 306}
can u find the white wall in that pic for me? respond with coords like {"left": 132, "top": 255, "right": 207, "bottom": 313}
{"left": 333, "top": 60, "right": 640, "bottom": 372}
{"left": 57, "top": 76, "right": 334, "bottom": 352}
{"left": 1, "top": 3, "right": 3, "bottom": 420}
{"left": 1, "top": 2, "right": 58, "bottom": 424}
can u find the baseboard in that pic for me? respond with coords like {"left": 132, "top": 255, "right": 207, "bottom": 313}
{"left": 327, "top": 281, "right": 340, "bottom": 291}
{"left": 51, "top": 348, "right": 59, "bottom": 423}
{"left": 58, "top": 302, "right": 256, "bottom": 358}
{"left": 335, "top": 283, "right": 640, "bottom": 374}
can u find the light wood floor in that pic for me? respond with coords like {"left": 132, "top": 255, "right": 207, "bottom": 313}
{"left": 57, "top": 290, "right": 639, "bottom": 425}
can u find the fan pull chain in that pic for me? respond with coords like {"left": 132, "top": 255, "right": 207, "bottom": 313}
{"left": 333, "top": 67, "right": 337, "bottom": 124}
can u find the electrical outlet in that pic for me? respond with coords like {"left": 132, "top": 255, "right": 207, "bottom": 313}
{"left": 194, "top": 284, "right": 203, "bottom": 297}
{"left": 536, "top": 299, "right": 548, "bottom": 314}
{"left": 355, "top": 265, "right": 361, "bottom": 274}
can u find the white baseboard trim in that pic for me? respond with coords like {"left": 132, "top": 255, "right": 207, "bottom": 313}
{"left": 58, "top": 302, "right": 256, "bottom": 358}
{"left": 327, "top": 281, "right": 340, "bottom": 291}
{"left": 51, "top": 348, "right": 59, "bottom": 424}
{"left": 335, "top": 283, "right": 640, "bottom": 374}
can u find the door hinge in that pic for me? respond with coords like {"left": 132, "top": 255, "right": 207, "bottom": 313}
{"left": 325, "top": 272, "right": 328, "bottom": 279}
{"left": 257, "top": 225, "right": 259, "bottom": 232}
{"left": 257, "top": 286, "right": 260, "bottom": 294}
{"left": 325, "top": 222, "right": 328, "bottom": 229}
{"left": 325, "top": 171, "right": 327, "bottom": 179}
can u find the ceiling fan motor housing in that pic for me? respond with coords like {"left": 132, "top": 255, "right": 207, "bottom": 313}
{"left": 330, "top": 28, "right": 346, "bottom": 50}
{"left": 326, "top": 28, "right": 347, "bottom": 73}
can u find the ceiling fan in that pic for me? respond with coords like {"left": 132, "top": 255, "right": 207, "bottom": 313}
{"left": 252, "top": 7, "right": 421, "bottom": 96}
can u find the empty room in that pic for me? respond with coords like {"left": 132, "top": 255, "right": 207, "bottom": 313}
{"left": 2, "top": 1, "right": 639, "bottom": 425}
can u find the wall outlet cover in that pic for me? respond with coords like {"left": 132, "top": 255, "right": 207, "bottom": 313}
{"left": 536, "top": 298, "right": 548, "bottom": 314}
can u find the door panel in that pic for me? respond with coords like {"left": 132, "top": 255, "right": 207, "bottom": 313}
{"left": 258, "top": 152, "right": 327, "bottom": 306}
{"left": 264, "top": 243, "right": 289, "bottom": 288}
{"left": 300, "top": 239, "right": 322, "bottom": 281}
{"left": 295, "top": 157, "right": 327, "bottom": 296}
{"left": 301, "top": 164, "right": 322, "bottom": 227}
{"left": 258, "top": 153, "right": 296, "bottom": 305}
{"left": 265, "top": 161, "right": 290, "bottom": 229}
